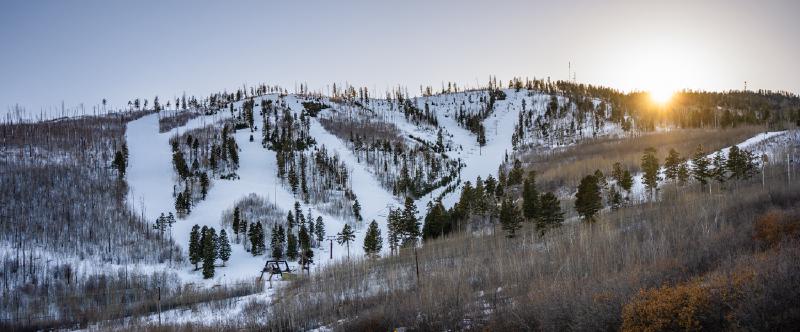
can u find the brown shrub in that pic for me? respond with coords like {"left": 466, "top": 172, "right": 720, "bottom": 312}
{"left": 753, "top": 210, "right": 800, "bottom": 247}
{"left": 621, "top": 280, "right": 713, "bottom": 332}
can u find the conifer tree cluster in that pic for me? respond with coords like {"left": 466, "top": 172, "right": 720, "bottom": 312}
{"left": 188, "top": 224, "right": 231, "bottom": 279}
{"left": 386, "top": 197, "right": 421, "bottom": 254}
{"left": 169, "top": 123, "right": 241, "bottom": 217}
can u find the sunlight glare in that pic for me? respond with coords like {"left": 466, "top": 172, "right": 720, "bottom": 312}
{"left": 649, "top": 88, "right": 674, "bottom": 105}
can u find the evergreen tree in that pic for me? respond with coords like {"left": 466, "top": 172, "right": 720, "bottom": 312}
{"left": 199, "top": 172, "right": 209, "bottom": 199}
{"left": 298, "top": 223, "right": 313, "bottom": 261}
{"left": 314, "top": 216, "right": 325, "bottom": 244}
{"left": 499, "top": 197, "right": 522, "bottom": 238}
{"left": 677, "top": 160, "right": 690, "bottom": 185}
{"left": 387, "top": 208, "right": 403, "bottom": 255}
{"left": 507, "top": 159, "right": 524, "bottom": 185}
{"left": 711, "top": 151, "right": 727, "bottom": 184}
{"left": 112, "top": 150, "right": 126, "bottom": 178}
{"left": 620, "top": 169, "right": 634, "bottom": 193}
{"left": 336, "top": 224, "right": 356, "bottom": 258}
{"left": 363, "top": 220, "right": 383, "bottom": 258}
{"left": 726, "top": 146, "right": 757, "bottom": 181}
{"left": 238, "top": 215, "right": 248, "bottom": 235}
{"left": 232, "top": 207, "right": 241, "bottom": 241}
{"left": 611, "top": 162, "right": 625, "bottom": 184}
{"left": 202, "top": 227, "right": 217, "bottom": 279}
{"left": 692, "top": 144, "right": 711, "bottom": 187}
{"left": 287, "top": 231, "right": 298, "bottom": 260}
{"left": 536, "top": 192, "right": 564, "bottom": 236}
{"left": 436, "top": 128, "right": 445, "bottom": 152}
{"left": 287, "top": 211, "right": 295, "bottom": 229}
{"left": 294, "top": 201, "right": 303, "bottom": 223}
{"left": 575, "top": 174, "right": 602, "bottom": 222}
{"left": 255, "top": 222, "right": 266, "bottom": 255}
{"left": 217, "top": 229, "right": 231, "bottom": 266}
{"left": 153, "top": 213, "right": 168, "bottom": 235}
{"left": 352, "top": 198, "right": 363, "bottom": 222}
{"left": 594, "top": 169, "right": 607, "bottom": 189}
{"left": 477, "top": 125, "right": 487, "bottom": 151}
{"left": 641, "top": 147, "right": 661, "bottom": 199}
{"left": 288, "top": 166, "right": 299, "bottom": 194}
{"left": 422, "top": 200, "right": 449, "bottom": 240}
{"left": 189, "top": 225, "right": 202, "bottom": 270}
{"left": 401, "top": 197, "right": 421, "bottom": 247}
{"left": 522, "top": 171, "right": 539, "bottom": 220}
{"left": 227, "top": 138, "right": 239, "bottom": 166}
{"left": 609, "top": 187, "right": 623, "bottom": 210}
{"left": 270, "top": 224, "right": 284, "bottom": 260}
{"left": 664, "top": 148, "right": 682, "bottom": 182}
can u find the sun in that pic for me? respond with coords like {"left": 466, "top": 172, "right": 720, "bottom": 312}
{"left": 649, "top": 88, "right": 674, "bottom": 105}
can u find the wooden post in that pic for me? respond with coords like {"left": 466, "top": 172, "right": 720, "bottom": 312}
{"left": 157, "top": 286, "right": 162, "bottom": 326}
{"left": 414, "top": 246, "right": 420, "bottom": 285}
{"left": 329, "top": 238, "right": 333, "bottom": 260}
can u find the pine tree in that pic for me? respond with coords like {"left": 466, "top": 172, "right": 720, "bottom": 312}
{"left": 254, "top": 222, "right": 266, "bottom": 255}
{"left": 336, "top": 224, "right": 356, "bottom": 258}
{"left": 202, "top": 227, "right": 217, "bottom": 279}
{"left": 609, "top": 187, "right": 623, "bottom": 210}
{"left": 298, "top": 223, "right": 313, "bottom": 261}
{"left": 199, "top": 172, "right": 209, "bottom": 199}
{"left": 189, "top": 225, "right": 202, "bottom": 270}
{"left": 536, "top": 192, "right": 564, "bottom": 236}
{"left": 620, "top": 169, "right": 634, "bottom": 193}
{"left": 288, "top": 166, "right": 299, "bottom": 194}
{"left": 287, "top": 211, "right": 295, "bottom": 229}
{"left": 664, "top": 148, "right": 682, "bottom": 182}
{"left": 726, "top": 146, "right": 757, "bottom": 181}
{"left": 575, "top": 174, "right": 602, "bottom": 222}
{"left": 352, "top": 199, "right": 363, "bottom": 222}
{"left": 387, "top": 208, "right": 403, "bottom": 255}
{"left": 232, "top": 207, "right": 241, "bottom": 241}
{"left": 363, "top": 220, "right": 383, "bottom": 258}
{"left": 314, "top": 216, "right": 325, "bottom": 244}
{"left": 522, "top": 171, "right": 539, "bottom": 220}
{"left": 641, "top": 147, "right": 661, "bottom": 199}
{"left": 287, "top": 231, "right": 298, "bottom": 260}
{"left": 691, "top": 144, "right": 710, "bottom": 188}
{"left": 677, "top": 160, "right": 690, "bottom": 185}
{"left": 612, "top": 162, "right": 625, "bottom": 184}
{"left": 270, "top": 224, "right": 284, "bottom": 260}
{"left": 477, "top": 125, "right": 486, "bottom": 151}
{"left": 401, "top": 197, "right": 421, "bottom": 247}
{"left": 499, "top": 197, "right": 522, "bottom": 238}
{"left": 153, "top": 213, "right": 168, "bottom": 235}
{"left": 507, "top": 159, "right": 524, "bottom": 185}
{"left": 422, "top": 200, "right": 449, "bottom": 240}
{"left": 711, "top": 151, "right": 727, "bottom": 185}
{"left": 227, "top": 138, "right": 239, "bottom": 166}
{"left": 436, "top": 128, "right": 445, "bottom": 153}
{"left": 112, "top": 150, "right": 126, "bottom": 179}
{"left": 247, "top": 222, "right": 257, "bottom": 255}
{"left": 217, "top": 229, "right": 231, "bottom": 266}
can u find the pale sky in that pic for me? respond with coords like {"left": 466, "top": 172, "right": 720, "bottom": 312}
{"left": 1, "top": 0, "right": 798, "bottom": 117}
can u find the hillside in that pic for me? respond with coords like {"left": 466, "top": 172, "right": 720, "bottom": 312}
{"left": 2, "top": 81, "right": 800, "bottom": 330}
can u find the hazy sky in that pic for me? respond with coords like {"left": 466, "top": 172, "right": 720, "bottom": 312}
{"left": 2, "top": 0, "right": 798, "bottom": 116}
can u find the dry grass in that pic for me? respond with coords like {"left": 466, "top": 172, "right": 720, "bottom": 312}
{"left": 246, "top": 163, "right": 798, "bottom": 331}
{"left": 523, "top": 125, "right": 766, "bottom": 191}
